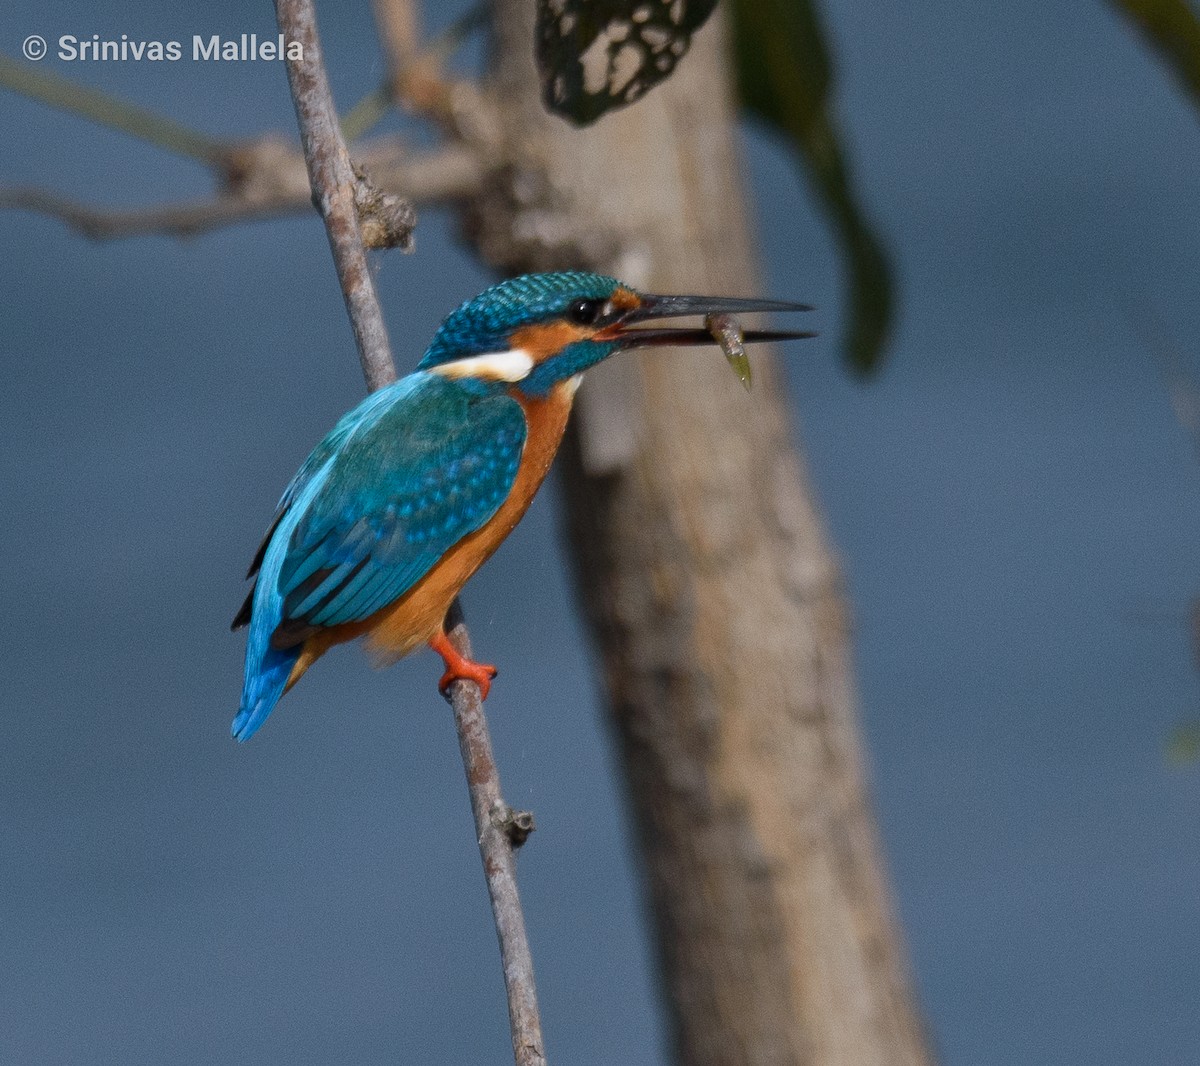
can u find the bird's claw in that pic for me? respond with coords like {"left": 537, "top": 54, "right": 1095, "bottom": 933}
{"left": 437, "top": 660, "right": 498, "bottom": 700}
{"left": 430, "top": 630, "right": 498, "bottom": 700}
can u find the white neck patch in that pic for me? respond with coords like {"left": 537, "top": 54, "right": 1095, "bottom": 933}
{"left": 428, "top": 349, "right": 534, "bottom": 383}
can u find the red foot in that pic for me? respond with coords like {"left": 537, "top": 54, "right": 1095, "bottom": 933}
{"left": 429, "top": 630, "right": 498, "bottom": 700}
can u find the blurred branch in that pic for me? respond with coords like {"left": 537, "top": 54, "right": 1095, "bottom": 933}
{"left": 0, "top": 6, "right": 496, "bottom": 238}
{"left": 341, "top": 84, "right": 395, "bottom": 143}
{"left": 0, "top": 12, "right": 502, "bottom": 244}
{"left": 0, "top": 137, "right": 483, "bottom": 241}
{"left": 0, "top": 185, "right": 300, "bottom": 240}
{"left": 0, "top": 53, "right": 228, "bottom": 166}
{"left": 271, "top": 3, "right": 546, "bottom": 1064}
{"left": 373, "top": 0, "right": 421, "bottom": 73}
{"left": 342, "top": 0, "right": 419, "bottom": 141}
{"left": 1112, "top": 0, "right": 1200, "bottom": 110}
{"left": 346, "top": 6, "right": 491, "bottom": 140}
{"left": 1, "top": 42, "right": 439, "bottom": 165}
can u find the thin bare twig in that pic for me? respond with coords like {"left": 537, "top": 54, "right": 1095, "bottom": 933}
{"left": 444, "top": 601, "right": 547, "bottom": 1066}
{"left": 271, "top": 2, "right": 546, "bottom": 1063}
{"left": 275, "top": 0, "right": 400, "bottom": 389}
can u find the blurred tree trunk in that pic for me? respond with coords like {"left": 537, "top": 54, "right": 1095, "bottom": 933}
{"left": 467, "top": 5, "right": 931, "bottom": 1065}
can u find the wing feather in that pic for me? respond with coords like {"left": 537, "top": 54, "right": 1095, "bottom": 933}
{"left": 253, "top": 373, "right": 526, "bottom": 647}
{"left": 232, "top": 385, "right": 408, "bottom": 630}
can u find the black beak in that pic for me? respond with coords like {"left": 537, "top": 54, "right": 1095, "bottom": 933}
{"left": 602, "top": 293, "right": 816, "bottom": 349}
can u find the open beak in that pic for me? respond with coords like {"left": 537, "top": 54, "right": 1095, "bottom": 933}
{"left": 598, "top": 293, "right": 816, "bottom": 349}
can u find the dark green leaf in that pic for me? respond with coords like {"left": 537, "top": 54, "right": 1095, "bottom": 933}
{"left": 537, "top": 0, "right": 719, "bottom": 125}
{"left": 728, "top": 0, "right": 893, "bottom": 373}
{"left": 1111, "top": 0, "right": 1200, "bottom": 111}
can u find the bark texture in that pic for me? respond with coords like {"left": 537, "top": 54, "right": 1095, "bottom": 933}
{"left": 469, "top": 6, "right": 932, "bottom": 1065}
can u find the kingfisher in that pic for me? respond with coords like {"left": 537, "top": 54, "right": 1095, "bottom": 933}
{"left": 231, "top": 271, "right": 811, "bottom": 740}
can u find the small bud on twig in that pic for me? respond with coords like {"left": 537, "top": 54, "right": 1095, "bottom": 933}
{"left": 496, "top": 806, "right": 537, "bottom": 848}
{"left": 354, "top": 169, "right": 417, "bottom": 251}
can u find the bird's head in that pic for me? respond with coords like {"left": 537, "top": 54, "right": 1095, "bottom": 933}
{"left": 418, "top": 271, "right": 812, "bottom": 396}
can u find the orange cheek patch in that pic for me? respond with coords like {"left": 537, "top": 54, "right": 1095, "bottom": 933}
{"left": 509, "top": 321, "right": 591, "bottom": 362}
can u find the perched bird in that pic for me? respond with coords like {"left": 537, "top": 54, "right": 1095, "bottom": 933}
{"left": 232, "top": 271, "right": 811, "bottom": 740}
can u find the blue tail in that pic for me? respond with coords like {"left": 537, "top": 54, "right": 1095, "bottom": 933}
{"left": 232, "top": 451, "right": 341, "bottom": 742}
{"left": 232, "top": 641, "right": 301, "bottom": 742}
{"left": 233, "top": 520, "right": 301, "bottom": 742}
{"left": 233, "top": 547, "right": 304, "bottom": 742}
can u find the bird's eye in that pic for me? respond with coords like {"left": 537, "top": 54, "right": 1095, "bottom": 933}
{"left": 568, "top": 298, "right": 610, "bottom": 325}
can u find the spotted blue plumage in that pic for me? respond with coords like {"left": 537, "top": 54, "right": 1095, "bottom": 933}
{"left": 233, "top": 372, "right": 526, "bottom": 741}
{"left": 419, "top": 271, "right": 620, "bottom": 367}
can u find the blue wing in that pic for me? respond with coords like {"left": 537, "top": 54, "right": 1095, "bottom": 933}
{"left": 274, "top": 375, "right": 526, "bottom": 639}
{"left": 233, "top": 372, "right": 526, "bottom": 740}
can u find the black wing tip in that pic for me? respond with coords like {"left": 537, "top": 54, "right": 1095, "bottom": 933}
{"left": 231, "top": 589, "right": 254, "bottom": 631}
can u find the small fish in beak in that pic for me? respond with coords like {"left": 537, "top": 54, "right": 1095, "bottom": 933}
{"left": 705, "top": 312, "right": 752, "bottom": 391}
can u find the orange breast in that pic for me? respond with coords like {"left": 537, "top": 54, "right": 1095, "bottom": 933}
{"left": 285, "top": 381, "right": 576, "bottom": 689}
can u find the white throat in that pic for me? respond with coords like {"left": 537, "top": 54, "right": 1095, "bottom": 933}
{"left": 428, "top": 349, "right": 534, "bottom": 383}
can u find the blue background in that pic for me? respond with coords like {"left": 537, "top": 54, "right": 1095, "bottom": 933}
{"left": 2, "top": 1, "right": 1198, "bottom": 1063}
